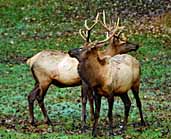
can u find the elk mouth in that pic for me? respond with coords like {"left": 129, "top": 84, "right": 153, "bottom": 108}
{"left": 125, "top": 43, "right": 139, "bottom": 52}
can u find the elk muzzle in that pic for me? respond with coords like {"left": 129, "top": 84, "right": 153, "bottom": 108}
{"left": 68, "top": 48, "right": 83, "bottom": 61}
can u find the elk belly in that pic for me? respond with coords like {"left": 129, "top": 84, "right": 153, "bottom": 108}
{"left": 113, "top": 64, "right": 133, "bottom": 93}
{"left": 57, "top": 57, "right": 81, "bottom": 85}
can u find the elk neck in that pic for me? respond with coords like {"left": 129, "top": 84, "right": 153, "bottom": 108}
{"left": 98, "top": 44, "right": 117, "bottom": 58}
{"left": 78, "top": 48, "right": 106, "bottom": 87}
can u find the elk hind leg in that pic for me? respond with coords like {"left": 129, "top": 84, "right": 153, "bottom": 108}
{"left": 28, "top": 83, "right": 40, "bottom": 125}
{"left": 36, "top": 83, "right": 52, "bottom": 125}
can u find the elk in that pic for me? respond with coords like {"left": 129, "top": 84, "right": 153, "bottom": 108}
{"left": 27, "top": 12, "right": 139, "bottom": 128}
{"left": 68, "top": 33, "right": 145, "bottom": 136}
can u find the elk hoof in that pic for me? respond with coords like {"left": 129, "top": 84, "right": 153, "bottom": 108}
{"left": 109, "top": 131, "right": 115, "bottom": 136}
{"left": 81, "top": 125, "right": 89, "bottom": 133}
{"left": 45, "top": 118, "right": 52, "bottom": 126}
{"left": 120, "top": 124, "right": 127, "bottom": 131}
{"left": 141, "top": 121, "right": 146, "bottom": 126}
{"left": 92, "top": 129, "right": 97, "bottom": 137}
{"left": 30, "top": 120, "right": 36, "bottom": 126}
{"left": 90, "top": 116, "right": 95, "bottom": 121}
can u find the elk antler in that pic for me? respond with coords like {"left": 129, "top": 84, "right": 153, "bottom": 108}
{"left": 79, "top": 12, "right": 100, "bottom": 43}
{"left": 96, "top": 21, "right": 124, "bottom": 46}
{"left": 100, "top": 10, "right": 125, "bottom": 34}
{"left": 99, "top": 10, "right": 111, "bottom": 32}
{"left": 92, "top": 11, "right": 125, "bottom": 48}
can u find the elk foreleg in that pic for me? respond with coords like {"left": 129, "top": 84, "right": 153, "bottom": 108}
{"left": 81, "top": 83, "right": 88, "bottom": 131}
{"left": 120, "top": 93, "right": 131, "bottom": 129}
{"left": 92, "top": 91, "right": 101, "bottom": 137}
{"left": 131, "top": 86, "right": 145, "bottom": 126}
{"left": 87, "top": 88, "right": 94, "bottom": 121}
{"left": 107, "top": 96, "right": 114, "bottom": 135}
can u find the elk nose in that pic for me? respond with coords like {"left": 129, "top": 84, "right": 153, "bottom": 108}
{"left": 68, "top": 48, "right": 78, "bottom": 57}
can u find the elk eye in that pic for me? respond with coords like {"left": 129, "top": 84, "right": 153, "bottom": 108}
{"left": 79, "top": 48, "right": 83, "bottom": 52}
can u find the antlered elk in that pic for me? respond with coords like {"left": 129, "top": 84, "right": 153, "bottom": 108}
{"left": 27, "top": 12, "right": 139, "bottom": 127}
{"left": 68, "top": 35, "right": 145, "bottom": 137}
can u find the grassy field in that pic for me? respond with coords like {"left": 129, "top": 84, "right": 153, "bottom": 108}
{"left": 0, "top": 0, "right": 171, "bottom": 138}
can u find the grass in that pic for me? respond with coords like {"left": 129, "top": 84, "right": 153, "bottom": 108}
{"left": 0, "top": 0, "right": 171, "bottom": 138}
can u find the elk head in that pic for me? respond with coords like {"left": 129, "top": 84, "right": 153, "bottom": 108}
{"left": 98, "top": 11, "right": 139, "bottom": 56}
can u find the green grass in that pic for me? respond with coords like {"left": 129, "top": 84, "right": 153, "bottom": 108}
{"left": 0, "top": 0, "right": 171, "bottom": 138}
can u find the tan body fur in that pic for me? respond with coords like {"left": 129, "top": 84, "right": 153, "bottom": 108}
{"left": 97, "top": 54, "right": 140, "bottom": 96}
{"left": 78, "top": 49, "right": 140, "bottom": 95}
{"left": 27, "top": 50, "right": 80, "bottom": 87}
{"left": 27, "top": 37, "right": 135, "bottom": 87}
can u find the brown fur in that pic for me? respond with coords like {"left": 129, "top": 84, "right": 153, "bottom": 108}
{"left": 68, "top": 45, "right": 145, "bottom": 137}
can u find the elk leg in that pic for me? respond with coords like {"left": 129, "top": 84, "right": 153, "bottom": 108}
{"left": 120, "top": 93, "right": 131, "bottom": 129}
{"left": 92, "top": 92, "right": 101, "bottom": 137}
{"left": 81, "top": 83, "right": 88, "bottom": 131}
{"left": 107, "top": 96, "right": 114, "bottom": 135}
{"left": 87, "top": 88, "right": 94, "bottom": 121}
{"left": 131, "top": 86, "right": 145, "bottom": 126}
{"left": 28, "top": 84, "right": 40, "bottom": 125}
{"left": 37, "top": 97, "right": 51, "bottom": 125}
{"left": 37, "top": 85, "right": 52, "bottom": 125}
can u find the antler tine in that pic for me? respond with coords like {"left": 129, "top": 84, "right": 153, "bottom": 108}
{"left": 99, "top": 12, "right": 125, "bottom": 38}
{"left": 95, "top": 20, "right": 123, "bottom": 46}
{"left": 99, "top": 10, "right": 111, "bottom": 32}
{"left": 80, "top": 12, "right": 99, "bottom": 43}
{"left": 96, "top": 30, "right": 116, "bottom": 45}
{"left": 116, "top": 17, "right": 120, "bottom": 27}
{"left": 106, "top": 31, "right": 109, "bottom": 38}
{"left": 85, "top": 12, "right": 100, "bottom": 31}
{"left": 103, "top": 10, "right": 106, "bottom": 26}
{"left": 120, "top": 32, "right": 127, "bottom": 41}
{"left": 88, "top": 14, "right": 125, "bottom": 48}
{"left": 79, "top": 29, "right": 87, "bottom": 41}
{"left": 79, "top": 29, "right": 93, "bottom": 43}
{"left": 115, "top": 26, "right": 125, "bottom": 37}
{"left": 113, "top": 17, "right": 120, "bottom": 34}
